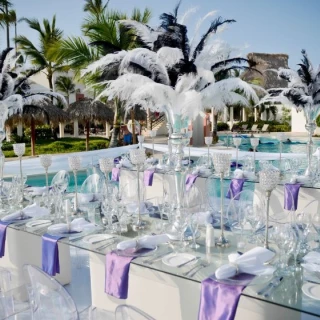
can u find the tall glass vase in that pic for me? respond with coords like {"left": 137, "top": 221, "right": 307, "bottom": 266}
{"left": 305, "top": 120, "right": 317, "bottom": 178}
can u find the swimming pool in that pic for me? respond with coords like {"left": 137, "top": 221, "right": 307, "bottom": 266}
{"left": 219, "top": 134, "right": 317, "bottom": 154}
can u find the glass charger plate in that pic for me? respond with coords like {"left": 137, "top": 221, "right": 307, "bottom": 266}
{"left": 47, "top": 225, "right": 100, "bottom": 237}
{"left": 210, "top": 273, "right": 274, "bottom": 286}
{"left": 1, "top": 215, "right": 32, "bottom": 223}
{"left": 115, "top": 246, "right": 157, "bottom": 257}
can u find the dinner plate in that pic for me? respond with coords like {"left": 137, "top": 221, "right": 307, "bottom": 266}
{"left": 82, "top": 234, "right": 114, "bottom": 244}
{"left": 302, "top": 282, "right": 320, "bottom": 300}
{"left": 1, "top": 215, "right": 32, "bottom": 223}
{"left": 116, "top": 246, "right": 157, "bottom": 257}
{"left": 162, "top": 253, "right": 197, "bottom": 267}
{"left": 210, "top": 273, "right": 274, "bottom": 286}
{"left": 25, "top": 220, "right": 52, "bottom": 228}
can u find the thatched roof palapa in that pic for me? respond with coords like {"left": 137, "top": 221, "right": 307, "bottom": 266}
{"left": 67, "top": 98, "right": 114, "bottom": 123}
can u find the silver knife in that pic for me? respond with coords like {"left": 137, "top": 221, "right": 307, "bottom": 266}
{"left": 263, "top": 277, "right": 284, "bottom": 298}
{"left": 176, "top": 256, "right": 200, "bottom": 268}
{"left": 92, "top": 237, "right": 115, "bottom": 245}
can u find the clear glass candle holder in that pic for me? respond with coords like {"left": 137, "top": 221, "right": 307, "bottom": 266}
{"left": 99, "top": 158, "right": 114, "bottom": 193}
{"left": 233, "top": 137, "right": 242, "bottom": 168}
{"left": 68, "top": 156, "right": 81, "bottom": 213}
{"left": 40, "top": 154, "right": 52, "bottom": 191}
{"left": 149, "top": 130, "right": 157, "bottom": 156}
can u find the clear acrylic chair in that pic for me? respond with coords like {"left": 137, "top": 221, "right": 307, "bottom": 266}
{"left": 115, "top": 305, "right": 155, "bottom": 320}
{"left": 80, "top": 174, "right": 104, "bottom": 194}
{"left": 51, "top": 170, "right": 70, "bottom": 193}
{"left": 23, "top": 265, "right": 114, "bottom": 320}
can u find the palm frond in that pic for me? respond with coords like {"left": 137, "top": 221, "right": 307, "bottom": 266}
{"left": 89, "top": 40, "right": 121, "bottom": 54}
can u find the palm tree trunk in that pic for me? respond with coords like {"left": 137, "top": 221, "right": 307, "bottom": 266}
{"left": 31, "top": 117, "right": 36, "bottom": 156}
{"left": 131, "top": 108, "right": 136, "bottom": 144}
{"left": 14, "top": 22, "right": 17, "bottom": 52}
{"left": 109, "top": 99, "right": 121, "bottom": 148}
{"left": 212, "top": 113, "right": 218, "bottom": 143}
{"left": 5, "top": 4, "right": 9, "bottom": 48}
{"left": 86, "top": 121, "right": 90, "bottom": 151}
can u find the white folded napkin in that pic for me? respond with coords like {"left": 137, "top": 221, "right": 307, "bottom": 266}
{"left": 116, "top": 158, "right": 133, "bottom": 169}
{"left": 27, "top": 186, "right": 49, "bottom": 196}
{"left": 1, "top": 204, "right": 49, "bottom": 222}
{"left": 47, "top": 217, "right": 95, "bottom": 234}
{"left": 126, "top": 202, "right": 151, "bottom": 214}
{"left": 117, "top": 234, "right": 169, "bottom": 251}
{"left": 192, "top": 166, "right": 211, "bottom": 175}
{"left": 303, "top": 252, "right": 320, "bottom": 264}
{"left": 302, "top": 263, "right": 320, "bottom": 273}
{"left": 215, "top": 247, "right": 275, "bottom": 280}
{"left": 146, "top": 157, "right": 157, "bottom": 164}
{"left": 234, "top": 169, "right": 244, "bottom": 179}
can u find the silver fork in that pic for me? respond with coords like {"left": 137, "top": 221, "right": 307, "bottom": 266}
{"left": 143, "top": 250, "right": 172, "bottom": 264}
{"left": 97, "top": 240, "right": 115, "bottom": 251}
{"left": 185, "top": 263, "right": 208, "bottom": 277}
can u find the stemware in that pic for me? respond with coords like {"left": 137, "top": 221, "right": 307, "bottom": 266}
{"left": 149, "top": 130, "right": 157, "bottom": 156}
{"left": 204, "top": 137, "right": 212, "bottom": 169}
{"left": 137, "top": 135, "right": 144, "bottom": 149}
{"left": 250, "top": 138, "right": 259, "bottom": 173}
{"left": 259, "top": 169, "right": 280, "bottom": 249}
{"left": 277, "top": 132, "right": 286, "bottom": 171}
{"left": 13, "top": 143, "right": 26, "bottom": 202}
{"left": 99, "top": 158, "right": 114, "bottom": 194}
{"left": 312, "top": 210, "right": 320, "bottom": 252}
{"left": 187, "top": 131, "right": 193, "bottom": 167}
{"left": 40, "top": 154, "right": 52, "bottom": 193}
{"left": 233, "top": 137, "right": 242, "bottom": 169}
{"left": 68, "top": 155, "right": 81, "bottom": 213}
{"left": 188, "top": 214, "right": 200, "bottom": 249}
{"left": 129, "top": 148, "right": 146, "bottom": 230}
{"left": 212, "top": 153, "right": 232, "bottom": 246}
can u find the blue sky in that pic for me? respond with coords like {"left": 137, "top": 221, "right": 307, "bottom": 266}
{"left": 10, "top": 0, "right": 320, "bottom": 68}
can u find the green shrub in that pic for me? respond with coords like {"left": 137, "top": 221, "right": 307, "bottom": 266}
{"left": 217, "top": 122, "right": 229, "bottom": 131}
{"left": 24, "top": 125, "right": 53, "bottom": 140}
{"left": 317, "top": 115, "right": 320, "bottom": 127}
{"left": 10, "top": 134, "right": 29, "bottom": 143}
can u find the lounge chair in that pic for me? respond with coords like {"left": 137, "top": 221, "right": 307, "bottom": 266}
{"left": 238, "top": 124, "right": 248, "bottom": 132}
{"left": 243, "top": 124, "right": 258, "bottom": 133}
{"left": 259, "top": 124, "right": 270, "bottom": 133}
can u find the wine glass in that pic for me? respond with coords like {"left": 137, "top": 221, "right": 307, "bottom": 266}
{"left": 204, "top": 136, "right": 212, "bottom": 169}
{"left": 233, "top": 137, "right": 242, "bottom": 169}
{"left": 250, "top": 138, "right": 259, "bottom": 173}
{"left": 129, "top": 149, "right": 146, "bottom": 230}
{"left": 149, "top": 130, "right": 157, "bottom": 157}
{"left": 277, "top": 132, "right": 286, "bottom": 171}
{"left": 212, "top": 153, "right": 232, "bottom": 246}
{"left": 188, "top": 213, "right": 200, "bottom": 249}
{"left": 259, "top": 169, "right": 280, "bottom": 249}
{"left": 137, "top": 135, "right": 144, "bottom": 149}
{"left": 68, "top": 155, "right": 81, "bottom": 213}
{"left": 99, "top": 158, "right": 114, "bottom": 194}
{"left": 40, "top": 154, "right": 52, "bottom": 193}
{"left": 13, "top": 143, "right": 25, "bottom": 193}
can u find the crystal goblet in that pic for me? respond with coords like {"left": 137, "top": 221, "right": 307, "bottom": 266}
{"left": 40, "top": 154, "right": 52, "bottom": 193}
{"left": 204, "top": 136, "right": 212, "bottom": 169}
{"left": 137, "top": 135, "right": 144, "bottom": 149}
{"left": 233, "top": 137, "right": 242, "bottom": 169}
{"left": 250, "top": 138, "right": 259, "bottom": 173}
{"left": 277, "top": 132, "right": 286, "bottom": 171}
{"left": 99, "top": 157, "right": 114, "bottom": 194}
{"left": 259, "top": 169, "right": 280, "bottom": 249}
{"left": 129, "top": 149, "right": 146, "bottom": 230}
{"left": 68, "top": 155, "right": 81, "bottom": 213}
{"left": 213, "top": 153, "right": 232, "bottom": 246}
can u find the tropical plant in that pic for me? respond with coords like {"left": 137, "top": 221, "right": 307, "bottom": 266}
{"left": 54, "top": 75, "right": 76, "bottom": 106}
{"left": 0, "top": 0, "right": 12, "bottom": 48}
{"left": 0, "top": 48, "right": 66, "bottom": 155}
{"left": 15, "top": 15, "right": 68, "bottom": 91}
{"left": 83, "top": 4, "right": 262, "bottom": 143}
{"left": 83, "top": 0, "right": 109, "bottom": 16}
{"left": 255, "top": 103, "right": 278, "bottom": 121}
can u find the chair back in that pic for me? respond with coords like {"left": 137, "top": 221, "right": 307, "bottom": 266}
{"left": 241, "top": 124, "right": 248, "bottom": 130}
{"left": 115, "top": 305, "right": 155, "bottom": 320}
{"left": 261, "top": 124, "right": 269, "bottom": 132}
{"left": 251, "top": 124, "right": 258, "bottom": 131}
{"left": 80, "top": 173, "right": 104, "bottom": 194}
{"left": 51, "top": 170, "right": 70, "bottom": 193}
{"left": 23, "top": 265, "right": 78, "bottom": 320}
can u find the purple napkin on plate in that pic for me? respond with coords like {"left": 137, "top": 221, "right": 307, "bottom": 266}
{"left": 144, "top": 170, "right": 155, "bottom": 186}
{"left": 185, "top": 174, "right": 199, "bottom": 191}
{"left": 112, "top": 167, "right": 120, "bottom": 182}
{"left": 198, "top": 274, "right": 253, "bottom": 320}
{"left": 42, "top": 233, "right": 65, "bottom": 276}
{"left": 105, "top": 251, "right": 134, "bottom": 299}
{"left": 226, "top": 179, "right": 245, "bottom": 200}
{"left": 284, "top": 183, "right": 301, "bottom": 211}
{"left": 114, "top": 157, "right": 121, "bottom": 164}
{"left": 0, "top": 221, "right": 11, "bottom": 258}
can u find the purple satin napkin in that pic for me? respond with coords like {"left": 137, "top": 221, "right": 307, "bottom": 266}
{"left": 0, "top": 221, "right": 11, "bottom": 258}
{"left": 144, "top": 170, "right": 155, "bottom": 186}
{"left": 226, "top": 178, "right": 245, "bottom": 200}
{"left": 198, "top": 274, "right": 253, "bottom": 320}
{"left": 114, "top": 157, "right": 121, "bottom": 164}
{"left": 185, "top": 174, "right": 199, "bottom": 191}
{"left": 112, "top": 167, "right": 120, "bottom": 182}
{"left": 42, "top": 233, "right": 64, "bottom": 276}
{"left": 284, "top": 183, "right": 301, "bottom": 211}
{"left": 230, "top": 162, "right": 243, "bottom": 168}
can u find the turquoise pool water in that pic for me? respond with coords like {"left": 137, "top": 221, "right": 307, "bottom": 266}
{"left": 219, "top": 135, "right": 317, "bottom": 154}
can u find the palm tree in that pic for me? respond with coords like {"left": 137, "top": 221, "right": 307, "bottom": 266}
{"left": 83, "top": 0, "right": 109, "bottom": 16}
{"left": 54, "top": 75, "right": 76, "bottom": 107}
{"left": 15, "top": 15, "right": 68, "bottom": 91}
{"left": 0, "top": 0, "right": 13, "bottom": 48}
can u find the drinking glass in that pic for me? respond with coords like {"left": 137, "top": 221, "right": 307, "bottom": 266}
{"left": 68, "top": 156, "right": 81, "bottom": 213}
{"left": 233, "top": 137, "right": 242, "bottom": 169}
{"left": 204, "top": 136, "right": 212, "bottom": 169}
{"left": 40, "top": 154, "right": 52, "bottom": 192}
{"left": 129, "top": 149, "right": 146, "bottom": 230}
{"left": 213, "top": 153, "right": 232, "bottom": 246}
{"left": 13, "top": 143, "right": 25, "bottom": 202}
{"left": 250, "top": 138, "right": 259, "bottom": 173}
{"left": 259, "top": 169, "right": 280, "bottom": 249}
{"left": 277, "top": 132, "right": 286, "bottom": 170}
